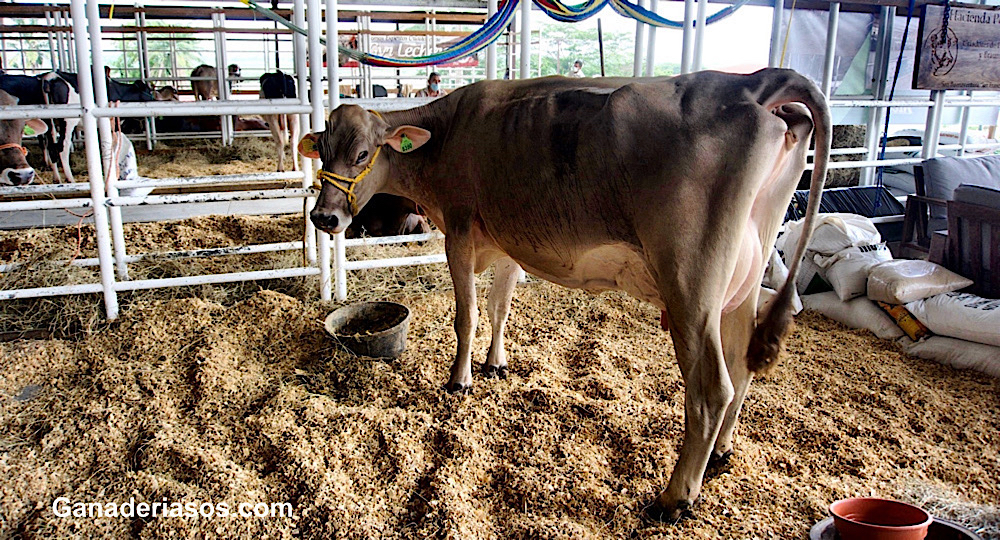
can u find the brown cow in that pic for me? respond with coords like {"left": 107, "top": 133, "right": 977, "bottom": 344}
{"left": 299, "top": 69, "right": 830, "bottom": 520}
{"left": 191, "top": 64, "right": 240, "bottom": 101}
{"left": 0, "top": 89, "right": 47, "bottom": 186}
{"left": 152, "top": 85, "right": 180, "bottom": 101}
{"left": 346, "top": 194, "right": 430, "bottom": 238}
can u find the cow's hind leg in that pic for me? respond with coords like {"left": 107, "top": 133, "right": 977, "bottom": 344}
{"left": 265, "top": 115, "right": 284, "bottom": 172}
{"left": 444, "top": 220, "right": 478, "bottom": 394}
{"left": 287, "top": 114, "right": 299, "bottom": 172}
{"left": 707, "top": 295, "right": 758, "bottom": 477}
{"left": 484, "top": 257, "right": 520, "bottom": 377}
{"left": 648, "top": 303, "right": 734, "bottom": 522}
{"left": 59, "top": 145, "right": 74, "bottom": 183}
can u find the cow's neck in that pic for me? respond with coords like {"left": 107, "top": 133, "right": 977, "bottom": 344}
{"left": 377, "top": 101, "right": 453, "bottom": 205}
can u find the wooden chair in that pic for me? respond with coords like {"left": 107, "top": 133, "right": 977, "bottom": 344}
{"left": 900, "top": 166, "right": 948, "bottom": 257}
{"left": 938, "top": 188, "right": 1000, "bottom": 298}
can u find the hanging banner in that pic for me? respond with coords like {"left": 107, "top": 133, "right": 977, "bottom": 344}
{"left": 338, "top": 35, "right": 480, "bottom": 69}
{"left": 914, "top": 3, "right": 1000, "bottom": 90}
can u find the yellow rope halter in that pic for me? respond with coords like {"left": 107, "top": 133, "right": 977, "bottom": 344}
{"left": 314, "top": 110, "right": 384, "bottom": 216}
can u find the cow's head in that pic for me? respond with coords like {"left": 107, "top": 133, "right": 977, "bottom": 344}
{"left": 0, "top": 89, "right": 47, "bottom": 186}
{"left": 299, "top": 105, "right": 430, "bottom": 234}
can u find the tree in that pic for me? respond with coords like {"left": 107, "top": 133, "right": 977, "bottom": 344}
{"left": 106, "top": 23, "right": 206, "bottom": 79}
{"left": 536, "top": 23, "right": 679, "bottom": 78}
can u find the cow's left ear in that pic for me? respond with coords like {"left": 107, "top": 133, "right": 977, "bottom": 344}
{"left": 297, "top": 133, "right": 320, "bottom": 159}
{"left": 384, "top": 126, "right": 431, "bottom": 154}
{"left": 25, "top": 119, "right": 48, "bottom": 137}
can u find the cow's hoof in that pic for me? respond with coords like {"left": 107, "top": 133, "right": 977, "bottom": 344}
{"left": 643, "top": 499, "right": 695, "bottom": 524}
{"left": 705, "top": 450, "right": 733, "bottom": 480}
{"left": 444, "top": 381, "right": 473, "bottom": 395}
{"left": 483, "top": 364, "right": 507, "bottom": 379}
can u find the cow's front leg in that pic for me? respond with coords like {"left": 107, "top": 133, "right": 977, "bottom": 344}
{"left": 445, "top": 225, "right": 477, "bottom": 393}
{"left": 484, "top": 257, "right": 520, "bottom": 377}
{"left": 648, "top": 314, "right": 734, "bottom": 522}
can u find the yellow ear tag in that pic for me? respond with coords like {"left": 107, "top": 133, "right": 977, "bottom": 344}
{"left": 400, "top": 134, "right": 413, "bottom": 153}
{"left": 298, "top": 136, "right": 317, "bottom": 156}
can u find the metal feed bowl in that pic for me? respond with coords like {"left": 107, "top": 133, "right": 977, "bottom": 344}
{"left": 324, "top": 301, "right": 411, "bottom": 358}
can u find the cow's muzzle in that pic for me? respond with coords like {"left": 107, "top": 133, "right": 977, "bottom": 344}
{"left": 310, "top": 209, "right": 351, "bottom": 235}
{"left": 2, "top": 167, "right": 35, "bottom": 186}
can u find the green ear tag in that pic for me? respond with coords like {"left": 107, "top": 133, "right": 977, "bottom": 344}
{"left": 400, "top": 134, "right": 413, "bottom": 153}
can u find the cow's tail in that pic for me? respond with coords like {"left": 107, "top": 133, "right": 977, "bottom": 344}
{"left": 747, "top": 69, "right": 831, "bottom": 373}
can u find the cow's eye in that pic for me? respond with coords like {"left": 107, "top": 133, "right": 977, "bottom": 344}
{"left": 356, "top": 150, "right": 368, "bottom": 165}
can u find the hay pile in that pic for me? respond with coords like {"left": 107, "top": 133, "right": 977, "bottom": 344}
{"left": 2, "top": 279, "right": 998, "bottom": 538}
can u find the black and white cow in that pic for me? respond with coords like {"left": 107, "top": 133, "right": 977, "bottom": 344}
{"left": 259, "top": 71, "right": 298, "bottom": 172}
{"left": 37, "top": 72, "right": 82, "bottom": 182}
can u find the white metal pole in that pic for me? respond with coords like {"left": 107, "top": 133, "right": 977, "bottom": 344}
{"left": 294, "top": 0, "right": 317, "bottom": 264}
{"left": 327, "top": 0, "right": 348, "bottom": 301}
{"left": 768, "top": 0, "right": 784, "bottom": 67}
{"left": 53, "top": 8, "right": 66, "bottom": 70}
{"left": 644, "top": 0, "right": 657, "bottom": 76}
{"left": 693, "top": 0, "right": 707, "bottom": 71}
{"left": 213, "top": 11, "right": 232, "bottom": 146}
{"left": 137, "top": 7, "right": 154, "bottom": 151}
{"left": 922, "top": 90, "right": 945, "bottom": 159}
{"left": 219, "top": 10, "right": 235, "bottom": 145}
{"left": 308, "top": 0, "right": 333, "bottom": 301}
{"left": 821, "top": 3, "right": 840, "bottom": 96}
{"left": 87, "top": 0, "right": 130, "bottom": 281}
{"left": 633, "top": 0, "right": 647, "bottom": 77}
{"left": 519, "top": 0, "right": 531, "bottom": 79}
{"left": 45, "top": 6, "right": 58, "bottom": 70}
{"left": 487, "top": 0, "right": 498, "bottom": 80}
{"left": 681, "top": 0, "right": 695, "bottom": 73}
{"left": 957, "top": 91, "right": 972, "bottom": 157}
{"left": 71, "top": 0, "right": 119, "bottom": 319}
{"left": 861, "top": 6, "right": 893, "bottom": 186}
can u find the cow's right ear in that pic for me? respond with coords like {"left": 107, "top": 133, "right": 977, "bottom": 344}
{"left": 385, "top": 126, "right": 431, "bottom": 154}
{"left": 25, "top": 119, "right": 48, "bottom": 137}
{"left": 297, "top": 133, "right": 320, "bottom": 159}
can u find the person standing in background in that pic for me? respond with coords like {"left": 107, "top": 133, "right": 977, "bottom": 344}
{"left": 415, "top": 72, "right": 444, "bottom": 97}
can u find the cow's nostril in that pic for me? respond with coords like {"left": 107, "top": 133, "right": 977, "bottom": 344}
{"left": 311, "top": 212, "right": 339, "bottom": 231}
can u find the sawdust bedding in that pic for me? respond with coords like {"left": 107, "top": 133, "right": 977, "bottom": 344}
{"left": 2, "top": 278, "right": 998, "bottom": 539}
{"left": 4, "top": 148, "right": 998, "bottom": 537}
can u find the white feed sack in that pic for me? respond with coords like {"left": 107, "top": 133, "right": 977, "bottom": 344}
{"left": 758, "top": 286, "right": 803, "bottom": 318}
{"left": 906, "top": 293, "right": 1000, "bottom": 348}
{"left": 103, "top": 132, "right": 152, "bottom": 198}
{"left": 904, "top": 336, "right": 1000, "bottom": 379}
{"left": 779, "top": 213, "right": 882, "bottom": 257}
{"left": 816, "top": 243, "right": 893, "bottom": 302}
{"left": 867, "top": 260, "right": 974, "bottom": 305}
{"left": 778, "top": 213, "right": 883, "bottom": 297}
{"left": 801, "top": 292, "right": 905, "bottom": 340}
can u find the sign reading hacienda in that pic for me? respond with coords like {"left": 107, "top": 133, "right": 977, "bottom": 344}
{"left": 914, "top": 3, "right": 1000, "bottom": 90}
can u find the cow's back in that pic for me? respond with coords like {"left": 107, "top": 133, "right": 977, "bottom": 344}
{"left": 434, "top": 75, "right": 788, "bottom": 253}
